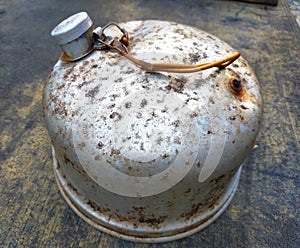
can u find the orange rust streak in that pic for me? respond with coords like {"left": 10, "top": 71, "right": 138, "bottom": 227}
{"left": 61, "top": 52, "right": 71, "bottom": 62}
{"left": 237, "top": 89, "right": 261, "bottom": 108}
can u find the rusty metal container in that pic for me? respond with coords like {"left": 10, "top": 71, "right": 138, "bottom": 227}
{"left": 43, "top": 12, "right": 262, "bottom": 242}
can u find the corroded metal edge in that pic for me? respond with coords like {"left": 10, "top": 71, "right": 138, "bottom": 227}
{"left": 52, "top": 147, "right": 241, "bottom": 243}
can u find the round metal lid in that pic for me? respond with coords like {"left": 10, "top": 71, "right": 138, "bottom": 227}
{"left": 51, "top": 12, "right": 93, "bottom": 45}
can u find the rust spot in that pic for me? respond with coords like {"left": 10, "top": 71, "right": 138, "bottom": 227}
{"left": 70, "top": 74, "right": 78, "bottom": 82}
{"left": 110, "top": 94, "right": 120, "bottom": 100}
{"left": 166, "top": 76, "right": 187, "bottom": 93}
{"left": 77, "top": 81, "right": 88, "bottom": 89}
{"left": 77, "top": 142, "right": 86, "bottom": 150}
{"left": 210, "top": 71, "right": 218, "bottom": 78}
{"left": 56, "top": 161, "right": 61, "bottom": 170}
{"left": 66, "top": 181, "right": 82, "bottom": 197}
{"left": 61, "top": 52, "right": 72, "bottom": 62}
{"left": 174, "top": 28, "right": 189, "bottom": 38}
{"left": 190, "top": 112, "right": 198, "bottom": 118}
{"left": 240, "top": 104, "right": 249, "bottom": 110}
{"left": 125, "top": 102, "right": 132, "bottom": 108}
{"left": 62, "top": 65, "right": 75, "bottom": 80}
{"left": 174, "top": 137, "right": 181, "bottom": 145}
{"left": 210, "top": 174, "right": 226, "bottom": 185}
{"left": 172, "top": 120, "right": 180, "bottom": 127}
{"left": 132, "top": 206, "right": 167, "bottom": 229}
{"left": 228, "top": 78, "right": 242, "bottom": 94}
{"left": 57, "top": 83, "right": 65, "bottom": 90}
{"left": 140, "top": 143, "right": 145, "bottom": 151}
{"left": 156, "top": 136, "right": 163, "bottom": 145}
{"left": 91, "top": 64, "right": 98, "bottom": 69}
{"left": 63, "top": 154, "right": 71, "bottom": 164}
{"left": 115, "top": 77, "right": 123, "bottom": 82}
{"left": 184, "top": 188, "right": 191, "bottom": 194}
{"left": 187, "top": 53, "right": 202, "bottom": 63}
{"left": 140, "top": 99, "right": 147, "bottom": 108}
{"left": 109, "top": 112, "right": 122, "bottom": 121}
{"left": 51, "top": 98, "right": 68, "bottom": 116}
{"left": 161, "top": 153, "right": 170, "bottom": 159}
{"left": 138, "top": 215, "right": 167, "bottom": 229}
{"left": 96, "top": 141, "right": 104, "bottom": 149}
{"left": 85, "top": 86, "right": 99, "bottom": 98}
{"left": 48, "top": 69, "right": 57, "bottom": 79}
{"left": 228, "top": 77, "right": 261, "bottom": 108}
{"left": 108, "top": 103, "right": 116, "bottom": 109}
{"left": 83, "top": 60, "right": 90, "bottom": 66}
{"left": 87, "top": 200, "right": 111, "bottom": 213}
{"left": 110, "top": 148, "right": 121, "bottom": 155}
{"left": 180, "top": 203, "right": 203, "bottom": 221}
{"left": 114, "top": 212, "right": 130, "bottom": 222}
{"left": 206, "top": 35, "right": 215, "bottom": 40}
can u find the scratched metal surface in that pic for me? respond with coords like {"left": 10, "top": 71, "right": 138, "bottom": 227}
{"left": 0, "top": 0, "right": 299, "bottom": 247}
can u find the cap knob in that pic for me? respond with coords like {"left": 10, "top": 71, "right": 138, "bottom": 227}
{"left": 51, "top": 12, "right": 94, "bottom": 61}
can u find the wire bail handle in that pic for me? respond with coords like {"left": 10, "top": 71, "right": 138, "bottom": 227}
{"left": 92, "top": 23, "right": 240, "bottom": 73}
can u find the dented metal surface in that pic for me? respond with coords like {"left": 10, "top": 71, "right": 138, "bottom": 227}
{"left": 43, "top": 20, "right": 262, "bottom": 242}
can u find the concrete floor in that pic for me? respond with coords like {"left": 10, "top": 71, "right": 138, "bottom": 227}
{"left": 0, "top": 0, "right": 299, "bottom": 247}
{"left": 289, "top": 0, "right": 300, "bottom": 26}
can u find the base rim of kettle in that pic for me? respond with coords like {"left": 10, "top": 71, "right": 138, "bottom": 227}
{"left": 52, "top": 147, "right": 241, "bottom": 243}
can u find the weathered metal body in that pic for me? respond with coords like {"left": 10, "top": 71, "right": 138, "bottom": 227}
{"left": 43, "top": 20, "right": 262, "bottom": 242}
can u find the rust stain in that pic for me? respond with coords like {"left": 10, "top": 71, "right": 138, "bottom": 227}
{"left": 166, "top": 76, "right": 187, "bottom": 93}
{"left": 131, "top": 206, "right": 167, "bottom": 230}
{"left": 238, "top": 88, "right": 261, "bottom": 109}
{"left": 227, "top": 77, "right": 261, "bottom": 109}
{"left": 180, "top": 203, "right": 203, "bottom": 221}
{"left": 87, "top": 200, "right": 111, "bottom": 213}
